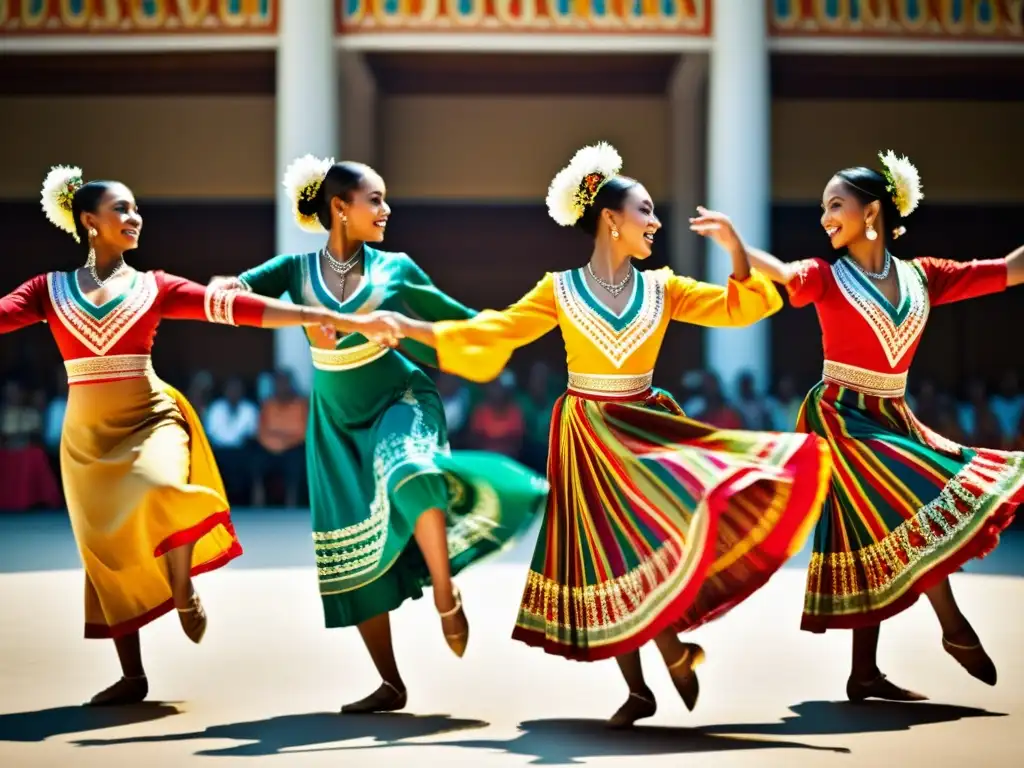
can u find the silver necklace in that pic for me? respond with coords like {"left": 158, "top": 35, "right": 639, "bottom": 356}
{"left": 323, "top": 246, "right": 361, "bottom": 298}
{"left": 85, "top": 249, "right": 126, "bottom": 287}
{"left": 848, "top": 250, "right": 892, "bottom": 281}
{"left": 587, "top": 262, "right": 633, "bottom": 298}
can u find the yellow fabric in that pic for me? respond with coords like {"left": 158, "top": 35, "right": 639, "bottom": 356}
{"left": 435, "top": 267, "right": 782, "bottom": 383}
{"left": 61, "top": 375, "right": 237, "bottom": 636}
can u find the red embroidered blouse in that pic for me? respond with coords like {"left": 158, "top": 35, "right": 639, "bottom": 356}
{"left": 0, "top": 270, "right": 267, "bottom": 384}
{"left": 786, "top": 256, "right": 1007, "bottom": 381}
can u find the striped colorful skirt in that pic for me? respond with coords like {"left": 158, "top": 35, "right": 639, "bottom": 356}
{"left": 61, "top": 375, "right": 241, "bottom": 639}
{"left": 512, "top": 388, "right": 831, "bottom": 661}
{"left": 799, "top": 381, "right": 1024, "bottom": 633}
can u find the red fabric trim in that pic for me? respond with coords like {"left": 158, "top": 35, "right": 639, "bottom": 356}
{"left": 153, "top": 509, "right": 234, "bottom": 557}
{"left": 801, "top": 499, "right": 1018, "bottom": 633}
{"left": 515, "top": 432, "right": 830, "bottom": 661}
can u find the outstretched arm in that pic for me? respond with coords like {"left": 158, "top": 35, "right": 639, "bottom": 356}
{"left": 0, "top": 275, "right": 47, "bottom": 335}
{"left": 689, "top": 207, "right": 798, "bottom": 285}
{"left": 390, "top": 273, "right": 558, "bottom": 383}
{"left": 158, "top": 273, "right": 402, "bottom": 346}
{"left": 916, "top": 250, "right": 1017, "bottom": 307}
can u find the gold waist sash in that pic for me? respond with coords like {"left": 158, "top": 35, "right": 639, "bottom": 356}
{"left": 823, "top": 360, "right": 907, "bottom": 398}
{"left": 65, "top": 355, "right": 154, "bottom": 386}
{"left": 310, "top": 342, "right": 389, "bottom": 372}
{"left": 567, "top": 371, "right": 653, "bottom": 398}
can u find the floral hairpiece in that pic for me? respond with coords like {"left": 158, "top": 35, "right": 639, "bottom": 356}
{"left": 546, "top": 142, "right": 623, "bottom": 226}
{"left": 878, "top": 150, "right": 923, "bottom": 219}
{"left": 40, "top": 165, "right": 84, "bottom": 242}
{"left": 282, "top": 154, "right": 335, "bottom": 232}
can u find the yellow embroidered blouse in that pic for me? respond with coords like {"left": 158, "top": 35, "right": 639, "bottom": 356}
{"left": 435, "top": 266, "right": 782, "bottom": 397}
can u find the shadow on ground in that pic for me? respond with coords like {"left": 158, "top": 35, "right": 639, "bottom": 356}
{"left": 7, "top": 697, "right": 1004, "bottom": 763}
{"left": 710, "top": 699, "right": 1007, "bottom": 737}
{"left": 0, "top": 702, "right": 182, "bottom": 742}
{"left": 72, "top": 712, "right": 488, "bottom": 757}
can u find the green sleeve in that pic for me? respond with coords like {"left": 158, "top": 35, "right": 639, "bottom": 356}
{"left": 239, "top": 254, "right": 295, "bottom": 299}
{"left": 397, "top": 255, "right": 477, "bottom": 369}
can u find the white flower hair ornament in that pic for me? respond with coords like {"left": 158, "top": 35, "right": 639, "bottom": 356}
{"left": 41, "top": 165, "right": 84, "bottom": 242}
{"left": 545, "top": 142, "right": 623, "bottom": 226}
{"left": 878, "top": 150, "right": 923, "bottom": 219}
{"left": 282, "top": 154, "right": 335, "bottom": 232}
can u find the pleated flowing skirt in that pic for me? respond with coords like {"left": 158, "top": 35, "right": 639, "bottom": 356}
{"left": 60, "top": 375, "right": 241, "bottom": 639}
{"left": 512, "top": 388, "right": 831, "bottom": 661}
{"left": 309, "top": 375, "right": 548, "bottom": 629}
{"left": 799, "top": 381, "right": 1024, "bottom": 632}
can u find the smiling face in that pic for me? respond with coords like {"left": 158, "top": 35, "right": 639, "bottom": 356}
{"left": 820, "top": 175, "right": 880, "bottom": 251}
{"left": 336, "top": 168, "right": 390, "bottom": 243}
{"left": 604, "top": 182, "right": 661, "bottom": 259}
{"left": 80, "top": 182, "right": 142, "bottom": 252}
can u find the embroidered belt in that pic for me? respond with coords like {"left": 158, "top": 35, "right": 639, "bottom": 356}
{"left": 311, "top": 342, "right": 389, "bottom": 372}
{"left": 65, "top": 354, "right": 154, "bottom": 385}
{"left": 823, "top": 360, "right": 907, "bottom": 398}
{"left": 567, "top": 371, "right": 653, "bottom": 399}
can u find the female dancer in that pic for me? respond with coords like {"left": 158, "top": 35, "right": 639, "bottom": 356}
{"left": 212, "top": 156, "right": 547, "bottom": 714}
{"left": 0, "top": 166, "right": 401, "bottom": 706}
{"left": 691, "top": 151, "right": 1024, "bottom": 701}
{"left": 384, "top": 143, "right": 831, "bottom": 726}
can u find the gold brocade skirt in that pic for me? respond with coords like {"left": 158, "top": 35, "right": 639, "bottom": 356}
{"left": 60, "top": 373, "right": 241, "bottom": 639}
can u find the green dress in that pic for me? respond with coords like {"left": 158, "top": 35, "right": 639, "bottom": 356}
{"left": 239, "top": 246, "right": 548, "bottom": 627}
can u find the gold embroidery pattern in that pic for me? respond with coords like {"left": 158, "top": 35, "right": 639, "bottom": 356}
{"left": 515, "top": 541, "right": 695, "bottom": 643}
{"left": 203, "top": 284, "right": 237, "bottom": 325}
{"left": 554, "top": 270, "right": 664, "bottom": 369}
{"left": 833, "top": 258, "right": 929, "bottom": 368}
{"left": 316, "top": 388, "right": 449, "bottom": 587}
{"left": 64, "top": 355, "right": 153, "bottom": 385}
{"left": 567, "top": 371, "right": 653, "bottom": 397}
{"left": 822, "top": 360, "right": 908, "bottom": 398}
{"left": 47, "top": 272, "right": 158, "bottom": 356}
{"left": 805, "top": 451, "right": 1024, "bottom": 615}
{"left": 311, "top": 342, "right": 389, "bottom": 371}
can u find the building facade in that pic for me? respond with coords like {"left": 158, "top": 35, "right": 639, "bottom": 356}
{"left": 2, "top": 0, "right": 1022, "bottom": 394}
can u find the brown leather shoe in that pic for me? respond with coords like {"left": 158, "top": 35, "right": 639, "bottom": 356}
{"left": 846, "top": 673, "right": 928, "bottom": 703}
{"left": 439, "top": 586, "right": 469, "bottom": 658}
{"left": 340, "top": 681, "right": 408, "bottom": 714}
{"left": 943, "top": 636, "right": 997, "bottom": 685}
{"left": 177, "top": 592, "right": 207, "bottom": 644}
{"left": 607, "top": 691, "right": 658, "bottom": 729}
{"left": 87, "top": 675, "right": 148, "bottom": 706}
{"left": 667, "top": 642, "right": 705, "bottom": 712}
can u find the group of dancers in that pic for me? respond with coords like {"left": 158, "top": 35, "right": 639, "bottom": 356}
{"left": 0, "top": 141, "right": 1021, "bottom": 726}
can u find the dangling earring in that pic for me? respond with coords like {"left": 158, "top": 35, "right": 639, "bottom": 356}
{"left": 611, "top": 228, "right": 620, "bottom": 240}
{"left": 865, "top": 224, "right": 878, "bottom": 241}
{"left": 85, "top": 227, "right": 98, "bottom": 270}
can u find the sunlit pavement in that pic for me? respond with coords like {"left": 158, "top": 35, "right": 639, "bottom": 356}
{"left": 2, "top": 510, "right": 1022, "bottom": 767}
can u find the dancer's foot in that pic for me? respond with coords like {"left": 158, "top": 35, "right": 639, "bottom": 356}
{"left": 176, "top": 591, "right": 207, "bottom": 644}
{"left": 666, "top": 642, "right": 705, "bottom": 712}
{"left": 340, "top": 681, "right": 408, "bottom": 714}
{"left": 438, "top": 586, "right": 469, "bottom": 658}
{"left": 607, "top": 691, "right": 657, "bottom": 729}
{"left": 846, "top": 673, "right": 928, "bottom": 703}
{"left": 87, "top": 675, "right": 148, "bottom": 706}
{"left": 943, "top": 630, "right": 997, "bottom": 685}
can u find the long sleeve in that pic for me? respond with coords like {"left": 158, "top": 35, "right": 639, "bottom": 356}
{"left": 397, "top": 255, "right": 477, "bottom": 369}
{"left": 784, "top": 258, "right": 830, "bottom": 308}
{"left": 915, "top": 257, "right": 1007, "bottom": 307}
{"left": 664, "top": 268, "right": 783, "bottom": 326}
{"left": 434, "top": 273, "right": 558, "bottom": 383}
{"left": 239, "top": 254, "right": 296, "bottom": 299}
{"left": 0, "top": 275, "right": 47, "bottom": 334}
{"left": 157, "top": 272, "right": 267, "bottom": 326}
